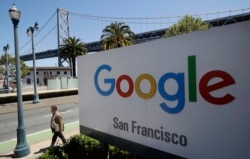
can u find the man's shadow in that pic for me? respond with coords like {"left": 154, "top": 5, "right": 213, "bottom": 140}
{"left": 0, "top": 147, "right": 49, "bottom": 158}
{"left": 34, "top": 147, "right": 49, "bottom": 154}
{"left": 0, "top": 154, "right": 13, "bottom": 158}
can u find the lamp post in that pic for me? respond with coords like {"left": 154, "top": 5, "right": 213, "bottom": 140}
{"left": 26, "top": 22, "right": 39, "bottom": 103}
{"left": 9, "top": 4, "right": 30, "bottom": 157}
{"left": 3, "top": 44, "right": 10, "bottom": 93}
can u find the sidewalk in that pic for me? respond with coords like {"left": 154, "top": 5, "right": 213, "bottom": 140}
{"left": 0, "top": 94, "right": 80, "bottom": 159}
{"left": 1, "top": 126, "right": 79, "bottom": 159}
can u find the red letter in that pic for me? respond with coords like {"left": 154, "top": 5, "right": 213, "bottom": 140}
{"left": 199, "top": 70, "right": 235, "bottom": 105}
{"left": 116, "top": 75, "right": 134, "bottom": 97}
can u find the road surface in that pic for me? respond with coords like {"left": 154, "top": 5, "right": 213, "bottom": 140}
{"left": 0, "top": 103, "right": 79, "bottom": 143}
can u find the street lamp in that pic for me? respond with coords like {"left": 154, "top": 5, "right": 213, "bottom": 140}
{"left": 3, "top": 44, "right": 10, "bottom": 93}
{"left": 26, "top": 22, "right": 40, "bottom": 103}
{"left": 9, "top": 4, "right": 30, "bottom": 157}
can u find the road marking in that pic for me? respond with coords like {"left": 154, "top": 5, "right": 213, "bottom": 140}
{"left": 61, "top": 110, "right": 73, "bottom": 114}
{"left": 44, "top": 109, "right": 74, "bottom": 118}
{"left": 44, "top": 114, "right": 51, "bottom": 117}
{"left": 0, "top": 121, "right": 79, "bottom": 145}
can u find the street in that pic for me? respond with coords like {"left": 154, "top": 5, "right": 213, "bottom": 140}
{"left": 0, "top": 103, "right": 79, "bottom": 143}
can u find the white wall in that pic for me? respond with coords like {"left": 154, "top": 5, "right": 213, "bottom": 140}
{"left": 23, "top": 69, "right": 71, "bottom": 85}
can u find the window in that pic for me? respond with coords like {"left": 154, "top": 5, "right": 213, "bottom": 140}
{"left": 27, "top": 72, "right": 30, "bottom": 75}
{"left": 27, "top": 78, "right": 31, "bottom": 84}
{"left": 44, "top": 72, "right": 46, "bottom": 75}
{"left": 57, "top": 71, "right": 60, "bottom": 75}
{"left": 64, "top": 71, "right": 67, "bottom": 75}
{"left": 36, "top": 72, "right": 39, "bottom": 75}
{"left": 50, "top": 72, "right": 52, "bottom": 75}
{"left": 44, "top": 78, "right": 47, "bottom": 85}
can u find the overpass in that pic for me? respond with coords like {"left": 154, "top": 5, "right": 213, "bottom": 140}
{"left": 20, "top": 12, "right": 250, "bottom": 62}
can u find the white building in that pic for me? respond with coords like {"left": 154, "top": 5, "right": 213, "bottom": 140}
{"left": 23, "top": 67, "right": 72, "bottom": 86}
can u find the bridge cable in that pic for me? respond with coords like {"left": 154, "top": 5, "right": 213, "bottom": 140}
{"left": 68, "top": 7, "right": 250, "bottom": 24}
{"left": 20, "top": 11, "right": 57, "bottom": 55}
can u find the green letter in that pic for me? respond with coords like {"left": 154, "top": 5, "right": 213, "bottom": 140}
{"left": 188, "top": 55, "right": 197, "bottom": 102}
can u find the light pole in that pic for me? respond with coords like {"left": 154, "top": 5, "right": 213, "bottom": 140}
{"left": 9, "top": 4, "right": 30, "bottom": 157}
{"left": 3, "top": 44, "right": 10, "bottom": 93}
{"left": 26, "top": 22, "right": 39, "bottom": 103}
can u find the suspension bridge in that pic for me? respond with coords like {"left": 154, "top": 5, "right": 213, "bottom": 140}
{"left": 19, "top": 8, "right": 250, "bottom": 66}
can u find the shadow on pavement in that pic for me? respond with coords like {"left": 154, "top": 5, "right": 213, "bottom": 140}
{"left": 34, "top": 147, "right": 49, "bottom": 154}
{"left": 0, "top": 154, "right": 13, "bottom": 158}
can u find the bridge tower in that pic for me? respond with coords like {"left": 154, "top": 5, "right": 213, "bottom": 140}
{"left": 57, "top": 8, "right": 70, "bottom": 66}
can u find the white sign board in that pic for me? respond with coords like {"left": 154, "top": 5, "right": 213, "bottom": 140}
{"left": 78, "top": 21, "right": 250, "bottom": 159}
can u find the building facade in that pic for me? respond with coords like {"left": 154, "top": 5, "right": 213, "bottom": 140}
{"left": 23, "top": 67, "right": 72, "bottom": 86}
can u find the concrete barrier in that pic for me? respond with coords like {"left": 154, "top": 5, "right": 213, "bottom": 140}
{"left": 0, "top": 89, "right": 78, "bottom": 104}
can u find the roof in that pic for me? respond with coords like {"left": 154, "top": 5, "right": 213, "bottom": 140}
{"left": 28, "top": 67, "right": 72, "bottom": 71}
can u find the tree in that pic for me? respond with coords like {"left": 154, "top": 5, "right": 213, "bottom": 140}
{"left": 101, "top": 22, "right": 135, "bottom": 51}
{"left": 0, "top": 54, "right": 29, "bottom": 79}
{"left": 60, "top": 36, "right": 87, "bottom": 77}
{"left": 165, "top": 15, "right": 210, "bottom": 37}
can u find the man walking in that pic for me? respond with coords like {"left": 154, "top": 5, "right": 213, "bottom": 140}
{"left": 50, "top": 105, "right": 67, "bottom": 147}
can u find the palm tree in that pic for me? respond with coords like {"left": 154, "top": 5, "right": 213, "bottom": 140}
{"left": 60, "top": 36, "right": 87, "bottom": 77}
{"left": 101, "top": 22, "right": 135, "bottom": 51}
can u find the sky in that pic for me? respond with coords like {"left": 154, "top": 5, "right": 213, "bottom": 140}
{"left": 0, "top": 0, "right": 249, "bottom": 67}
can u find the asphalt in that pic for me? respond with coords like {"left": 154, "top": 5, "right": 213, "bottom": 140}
{"left": 0, "top": 88, "right": 79, "bottom": 159}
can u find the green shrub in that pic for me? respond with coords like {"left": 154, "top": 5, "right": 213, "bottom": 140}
{"left": 39, "top": 134, "right": 142, "bottom": 159}
{"left": 109, "top": 146, "right": 139, "bottom": 159}
{"left": 38, "top": 146, "right": 68, "bottom": 159}
{"left": 65, "top": 134, "right": 85, "bottom": 158}
{"left": 66, "top": 134, "right": 104, "bottom": 159}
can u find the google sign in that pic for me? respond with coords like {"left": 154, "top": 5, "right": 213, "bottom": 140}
{"left": 94, "top": 55, "right": 235, "bottom": 114}
{"left": 78, "top": 21, "right": 250, "bottom": 159}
